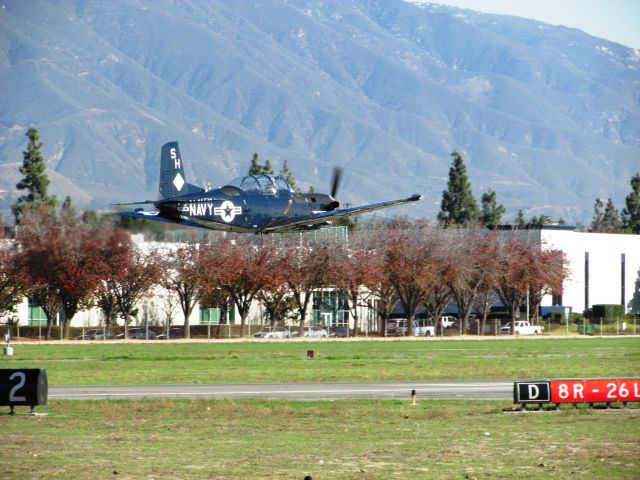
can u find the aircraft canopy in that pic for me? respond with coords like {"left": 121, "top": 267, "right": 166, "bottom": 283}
{"left": 225, "top": 174, "right": 294, "bottom": 195}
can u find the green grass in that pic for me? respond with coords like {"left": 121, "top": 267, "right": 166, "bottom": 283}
{"left": 1, "top": 337, "right": 639, "bottom": 386}
{"left": 2, "top": 399, "right": 639, "bottom": 479}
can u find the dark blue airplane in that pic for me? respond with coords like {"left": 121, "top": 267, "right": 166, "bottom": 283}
{"left": 116, "top": 142, "right": 422, "bottom": 234}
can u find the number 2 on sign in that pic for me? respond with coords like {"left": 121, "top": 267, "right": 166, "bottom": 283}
{"left": 9, "top": 371, "right": 26, "bottom": 402}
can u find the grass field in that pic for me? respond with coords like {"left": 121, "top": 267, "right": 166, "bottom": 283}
{"left": 1, "top": 337, "right": 639, "bottom": 386}
{"left": 2, "top": 337, "right": 639, "bottom": 479}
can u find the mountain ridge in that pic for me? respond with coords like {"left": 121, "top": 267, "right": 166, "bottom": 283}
{"left": 0, "top": 0, "right": 638, "bottom": 224}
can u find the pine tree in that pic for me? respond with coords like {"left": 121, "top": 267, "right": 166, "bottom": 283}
{"left": 480, "top": 189, "right": 505, "bottom": 226}
{"left": 590, "top": 198, "right": 604, "bottom": 232}
{"left": 248, "top": 153, "right": 263, "bottom": 175}
{"left": 622, "top": 173, "right": 640, "bottom": 234}
{"left": 514, "top": 210, "right": 525, "bottom": 228}
{"left": 601, "top": 198, "right": 623, "bottom": 233}
{"left": 437, "top": 150, "right": 479, "bottom": 226}
{"left": 280, "top": 160, "right": 297, "bottom": 191}
{"left": 263, "top": 159, "right": 274, "bottom": 175}
{"left": 12, "top": 127, "right": 57, "bottom": 223}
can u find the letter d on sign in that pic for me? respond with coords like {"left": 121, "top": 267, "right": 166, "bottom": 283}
{"left": 514, "top": 381, "right": 551, "bottom": 404}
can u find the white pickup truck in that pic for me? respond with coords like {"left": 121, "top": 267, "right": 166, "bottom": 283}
{"left": 500, "top": 321, "right": 543, "bottom": 335}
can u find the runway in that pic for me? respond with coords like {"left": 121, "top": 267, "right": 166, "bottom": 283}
{"left": 49, "top": 380, "right": 513, "bottom": 401}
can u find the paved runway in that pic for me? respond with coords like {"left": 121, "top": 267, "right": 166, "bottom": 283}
{"left": 50, "top": 381, "right": 513, "bottom": 401}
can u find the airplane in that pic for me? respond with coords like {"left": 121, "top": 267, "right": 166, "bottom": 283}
{"left": 116, "top": 142, "right": 422, "bottom": 234}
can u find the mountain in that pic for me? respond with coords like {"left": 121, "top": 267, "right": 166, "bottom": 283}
{"left": 0, "top": 0, "right": 638, "bottom": 224}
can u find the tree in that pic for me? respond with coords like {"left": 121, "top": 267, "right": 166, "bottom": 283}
{"left": 162, "top": 242, "right": 206, "bottom": 339}
{"left": 248, "top": 153, "right": 274, "bottom": 176}
{"left": 622, "top": 173, "right": 640, "bottom": 234}
{"left": 212, "top": 238, "right": 269, "bottom": 337}
{"left": 385, "top": 230, "right": 434, "bottom": 336}
{"left": 359, "top": 232, "right": 398, "bottom": 336}
{"left": 526, "top": 249, "right": 569, "bottom": 321}
{"left": 494, "top": 235, "right": 538, "bottom": 333}
{"left": 514, "top": 210, "right": 526, "bottom": 228}
{"left": 257, "top": 246, "right": 295, "bottom": 328}
{"left": 282, "top": 241, "right": 331, "bottom": 336}
{"left": 331, "top": 238, "right": 376, "bottom": 336}
{"left": 106, "top": 250, "right": 161, "bottom": 338}
{"left": 248, "top": 153, "right": 263, "bottom": 175}
{"left": 17, "top": 208, "right": 130, "bottom": 338}
{"left": 12, "top": 128, "right": 57, "bottom": 223}
{"left": 437, "top": 150, "right": 479, "bottom": 227}
{"left": 480, "top": 189, "right": 505, "bottom": 227}
{"left": 280, "top": 160, "right": 297, "bottom": 191}
{"left": 0, "top": 234, "right": 27, "bottom": 322}
{"left": 600, "top": 198, "right": 624, "bottom": 233}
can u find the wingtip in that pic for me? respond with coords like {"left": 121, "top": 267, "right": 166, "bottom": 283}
{"left": 409, "top": 194, "right": 423, "bottom": 201}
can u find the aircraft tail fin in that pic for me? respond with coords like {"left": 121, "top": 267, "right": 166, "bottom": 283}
{"left": 159, "top": 141, "right": 204, "bottom": 198}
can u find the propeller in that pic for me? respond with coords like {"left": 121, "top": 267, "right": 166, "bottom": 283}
{"left": 330, "top": 166, "right": 343, "bottom": 199}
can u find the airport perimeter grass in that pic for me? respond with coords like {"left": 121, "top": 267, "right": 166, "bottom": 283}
{"left": 1, "top": 337, "right": 639, "bottom": 386}
{"left": 2, "top": 338, "right": 639, "bottom": 479}
{"left": 2, "top": 399, "right": 639, "bottom": 479}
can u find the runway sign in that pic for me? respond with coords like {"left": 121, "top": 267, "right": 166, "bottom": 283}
{"left": 514, "top": 378, "right": 640, "bottom": 405}
{"left": 0, "top": 369, "right": 48, "bottom": 408}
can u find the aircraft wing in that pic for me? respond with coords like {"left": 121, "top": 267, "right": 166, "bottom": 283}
{"left": 116, "top": 209, "right": 204, "bottom": 229}
{"left": 263, "top": 193, "right": 422, "bottom": 233}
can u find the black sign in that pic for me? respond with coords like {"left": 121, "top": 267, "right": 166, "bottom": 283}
{"left": 514, "top": 381, "right": 551, "bottom": 404}
{"left": 0, "top": 369, "right": 48, "bottom": 407}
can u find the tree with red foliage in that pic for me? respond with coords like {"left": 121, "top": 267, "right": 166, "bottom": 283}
{"left": 526, "top": 248, "right": 569, "bottom": 321}
{"left": 257, "top": 245, "right": 295, "bottom": 328}
{"left": 106, "top": 249, "right": 161, "bottom": 338}
{"left": 331, "top": 234, "right": 378, "bottom": 336}
{"left": 210, "top": 237, "right": 270, "bottom": 337}
{"left": 447, "top": 230, "right": 501, "bottom": 334}
{"left": 359, "top": 233, "right": 398, "bottom": 336}
{"left": 0, "top": 234, "right": 27, "bottom": 323}
{"left": 495, "top": 234, "right": 537, "bottom": 334}
{"left": 17, "top": 208, "right": 131, "bottom": 338}
{"left": 161, "top": 242, "right": 205, "bottom": 339}
{"left": 281, "top": 240, "right": 332, "bottom": 336}
{"left": 384, "top": 229, "right": 435, "bottom": 336}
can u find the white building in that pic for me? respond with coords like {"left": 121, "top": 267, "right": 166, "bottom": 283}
{"left": 528, "top": 226, "right": 640, "bottom": 315}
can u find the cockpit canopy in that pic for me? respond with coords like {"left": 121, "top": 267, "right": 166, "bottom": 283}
{"left": 224, "top": 174, "right": 294, "bottom": 195}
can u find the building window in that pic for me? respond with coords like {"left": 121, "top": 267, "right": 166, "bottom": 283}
{"left": 200, "top": 306, "right": 235, "bottom": 325}
{"left": 312, "top": 290, "right": 349, "bottom": 326}
{"left": 28, "top": 305, "right": 48, "bottom": 327}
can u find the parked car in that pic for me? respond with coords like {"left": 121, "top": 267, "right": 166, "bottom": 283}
{"left": 116, "top": 327, "right": 157, "bottom": 339}
{"left": 499, "top": 321, "right": 543, "bottom": 335}
{"left": 303, "top": 326, "right": 328, "bottom": 337}
{"left": 393, "top": 319, "right": 434, "bottom": 337}
{"left": 75, "top": 329, "right": 115, "bottom": 340}
{"left": 328, "top": 325, "right": 350, "bottom": 337}
{"left": 439, "top": 316, "right": 457, "bottom": 328}
{"left": 156, "top": 327, "right": 185, "bottom": 339}
{"left": 254, "top": 326, "right": 291, "bottom": 339}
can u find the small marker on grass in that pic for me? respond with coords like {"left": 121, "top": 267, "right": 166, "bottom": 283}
{"left": 411, "top": 389, "right": 417, "bottom": 405}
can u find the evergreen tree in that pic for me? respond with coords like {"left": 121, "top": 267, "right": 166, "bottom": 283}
{"left": 590, "top": 198, "right": 604, "bottom": 232}
{"left": 601, "top": 198, "right": 623, "bottom": 233}
{"left": 514, "top": 210, "right": 525, "bottom": 228}
{"left": 12, "top": 127, "right": 57, "bottom": 223}
{"left": 437, "top": 150, "right": 479, "bottom": 226}
{"left": 622, "top": 173, "right": 640, "bottom": 234}
{"left": 480, "top": 189, "right": 505, "bottom": 226}
{"left": 280, "top": 160, "right": 297, "bottom": 191}
{"left": 263, "top": 159, "right": 274, "bottom": 175}
{"left": 248, "top": 153, "right": 263, "bottom": 175}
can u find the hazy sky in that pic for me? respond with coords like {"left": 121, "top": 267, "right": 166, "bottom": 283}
{"left": 409, "top": 1, "right": 640, "bottom": 49}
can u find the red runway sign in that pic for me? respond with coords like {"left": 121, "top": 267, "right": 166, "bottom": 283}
{"left": 514, "top": 378, "right": 640, "bottom": 405}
